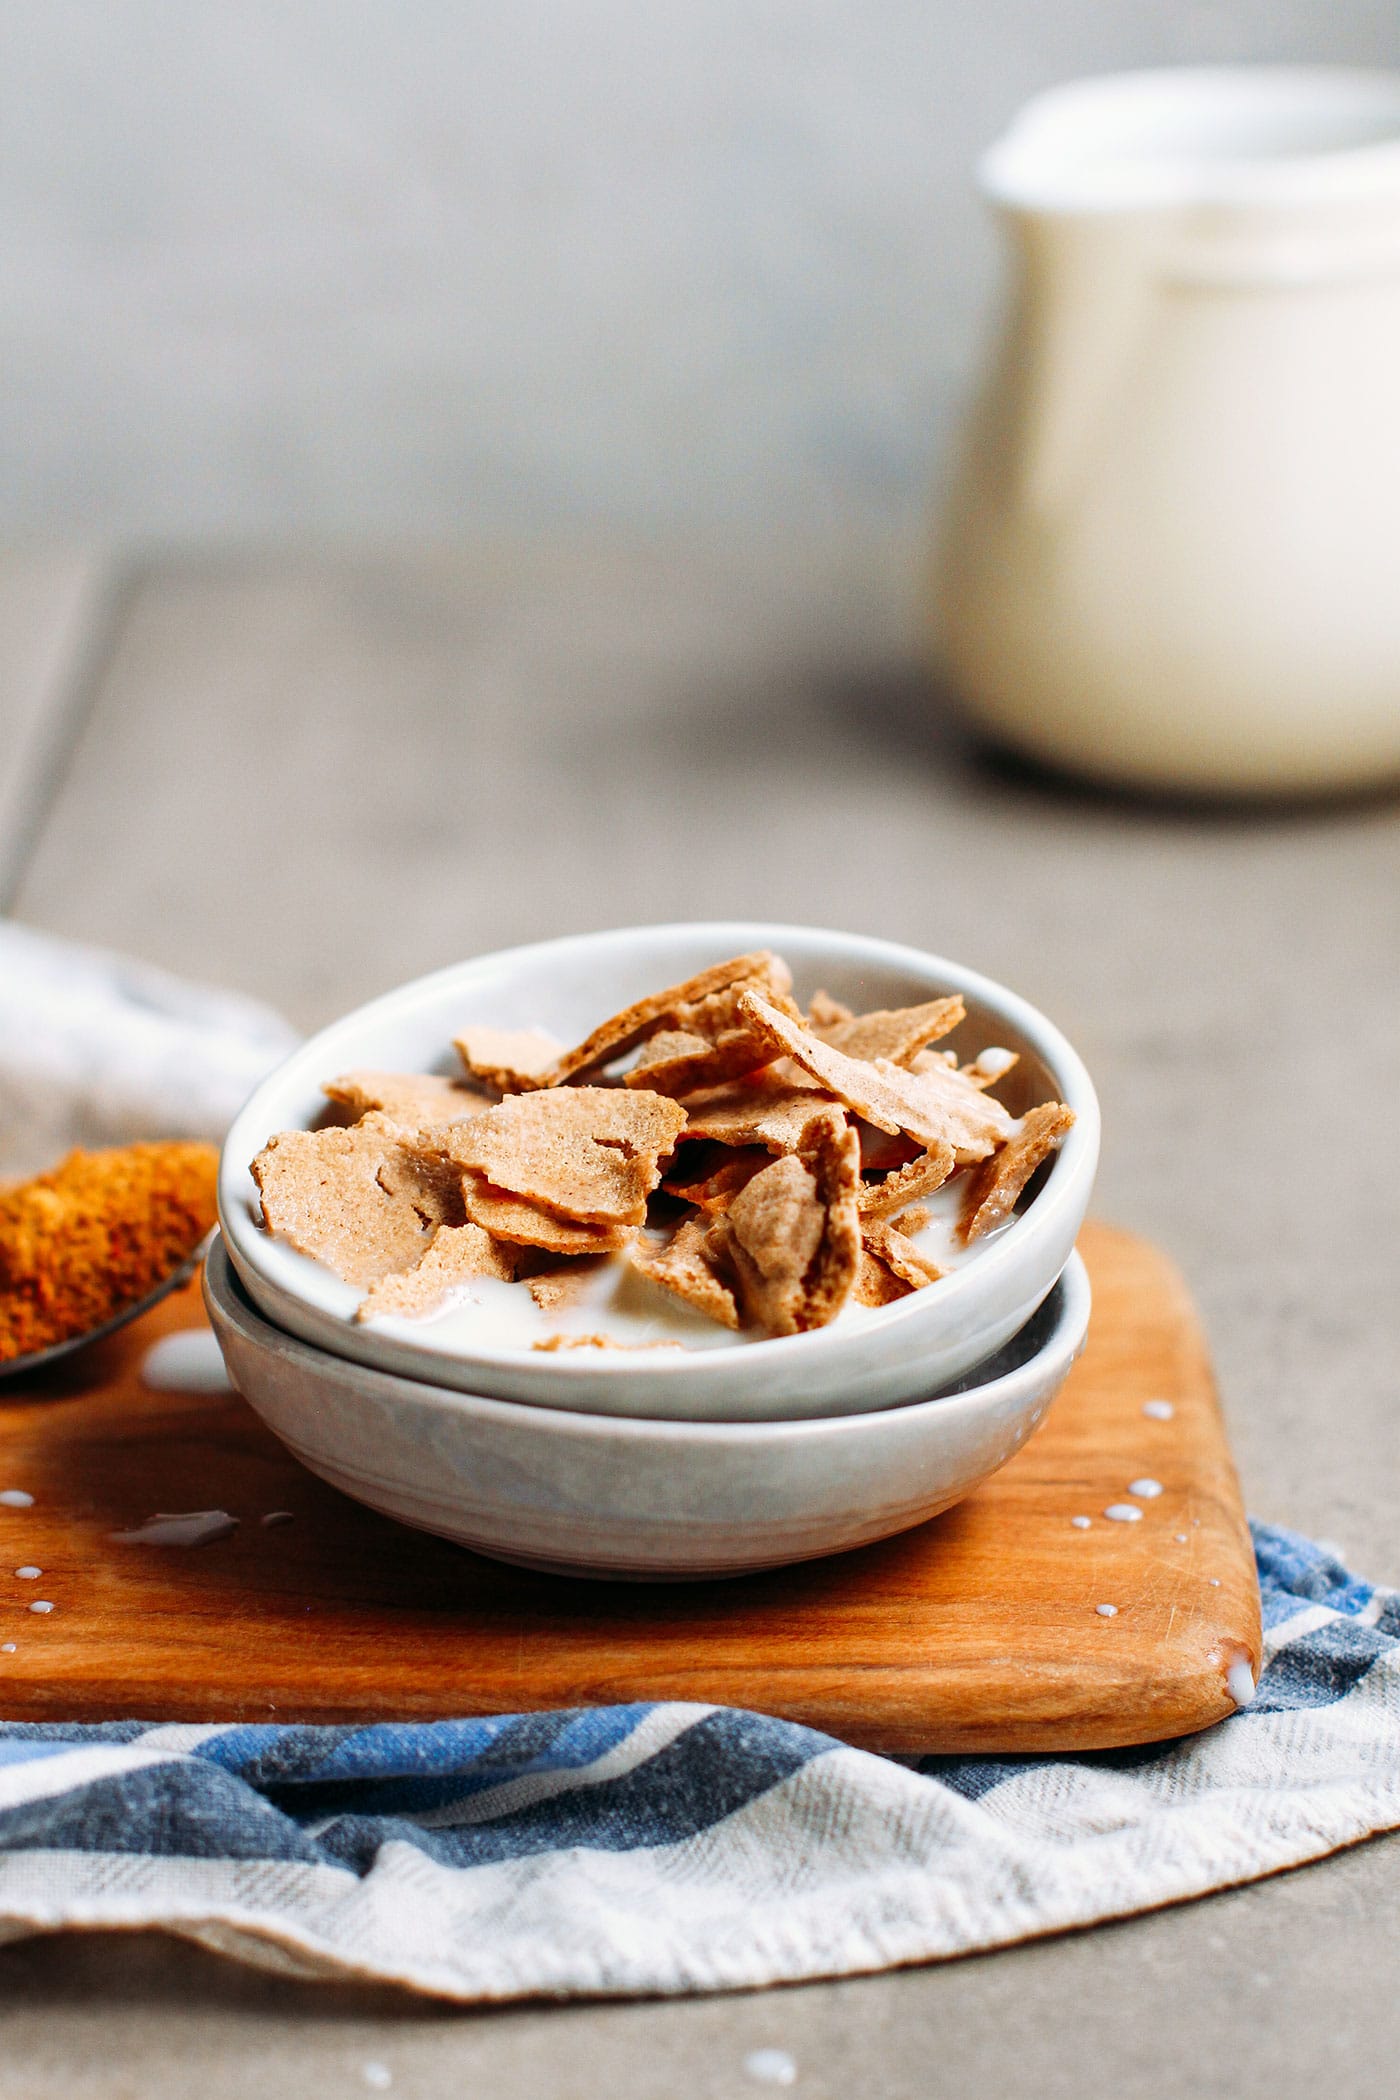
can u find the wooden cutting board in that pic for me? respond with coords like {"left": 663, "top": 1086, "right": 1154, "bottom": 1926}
{"left": 0, "top": 1222, "right": 1259, "bottom": 1753}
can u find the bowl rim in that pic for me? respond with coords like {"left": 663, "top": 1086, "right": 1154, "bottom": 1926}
{"left": 206, "top": 1233, "right": 1092, "bottom": 1448}
{"left": 219, "top": 920, "right": 1100, "bottom": 1387}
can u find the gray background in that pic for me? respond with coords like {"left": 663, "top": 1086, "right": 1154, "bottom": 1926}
{"left": 4, "top": 1, "right": 1400, "bottom": 541}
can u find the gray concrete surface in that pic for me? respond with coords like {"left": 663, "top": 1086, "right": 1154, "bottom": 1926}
{"left": 2, "top": 540, "right": 1398, "bottom": 2093}
{"left": 5, "top": 4, "right": 1400, "bottom": 539}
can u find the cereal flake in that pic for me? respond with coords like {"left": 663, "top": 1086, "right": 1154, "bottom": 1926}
{"left": 961, "top": 1102, "right": 1075, "bottom": 1242}
{"left": 810, "top": 993, "right": 965, "bottom": 1068}
{"left": 434, "top": 1087, "right": 686, "bottom": 1225}
{"left": 856, "top": 1142, "right": 957, "bottom": 1218}
{"left": 324, "top": 1070, "right": 488, "bottom": 1128}
{"left": 737, "top": 990, "right": 1011, "bottom": 1160}
{"left": 453, "top": 1025, "right": 566, "bottom": 1093}
{"left": 714, "top": 1112, "right": 860, "bottom": 1334}
{"left": 628, "top": 1218, "right": 740, "bottom": 1329}
{"left": 252, "top": 1115, "right": 459, "bottom": 1286}
{"left": 357, "top": 1224, "right": 515, "bottom": 1322}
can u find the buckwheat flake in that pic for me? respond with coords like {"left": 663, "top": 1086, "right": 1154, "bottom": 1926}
{"left": 809, "top": 993, "right": 966, "bottom": 1068}
{"left": 628, "top": 1218, "right": 740, "bottom": 1329}
{"left": 806, "top": 989, "right": 854, "bottom": 1028}
{"left": 252, "top": 1114, "right": 460, "bottom": 1286}
{"left": 855, "top": 1142, "right": 957, "bottom": 1218}
{"left": 432, "top": 1087, "right": 686, "bottom": 1225}
{"left": 459, "top": 1175, "right": 637, "bottom": 1256}
{"left": 736, "top": 990, "right": 1011, "bottom": 1160}
{"left": 854, "top": 1244, "right": 912, "bottom": 1308}
{"left": 681, "top": 1080, "right": 840, "bottom": 1157}
{"left": 453, "top": 1025, "right": 567, "bottom": 1093}
{"left": 862, "top": 1218, "right": 945, "bottom": 1290}
{"left": 621, "top": 980, "right": 792, "bottom": 1096}
{"left": 662, "top": 1146, "right": 771, "bottom": 1213}
{"left": 630, "top": 1029, "right": 712, "bottom": 1074}
{"left": 324, "top": 1070, "right": 488, "bottom": 1128}
{"left": 715, "top": 1111, "right": 860, "bottom": 1335}
{"left": 961, "top": 1102, "right": 1075, "bottom": 1242}
{"left": 527, "top": 1264, "right": 600, "bottom": 1311}
{"left": 853, "top": 1121, "right": 924, "bottom": 1175}
{"left": 357, "top": 1224, "right": 515, "bottom": 1322}
{"left": 544, "top": 951, "right": 795, "bottom": 1085}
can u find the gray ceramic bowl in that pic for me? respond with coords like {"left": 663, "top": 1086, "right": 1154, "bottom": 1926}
{"left": 219, "top": 923, "right": 1098, "bottom": 1422}
{"left": 205, "top": 1234, "right": 1091, "bottom": 1580}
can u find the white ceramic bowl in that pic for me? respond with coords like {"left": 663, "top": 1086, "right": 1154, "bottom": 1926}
{"left": 205, "top": 1235, "right": 1091, "bottom": 1579}
{"left": 220, "top": 923, "right": 1099, "bottom": 1422}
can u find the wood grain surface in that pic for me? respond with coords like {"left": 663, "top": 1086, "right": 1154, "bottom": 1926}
{"left": 0, "top": 1221, "right": 1260, "bottom": 1752}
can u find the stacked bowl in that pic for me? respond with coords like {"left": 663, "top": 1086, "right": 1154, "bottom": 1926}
{"left": 209, "top": 924, "right": 1099, "bottom": 1579}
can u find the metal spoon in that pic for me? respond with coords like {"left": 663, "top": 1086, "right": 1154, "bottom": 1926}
{"left": 0, "top": 1229, "right": 215, "bottom": 1383}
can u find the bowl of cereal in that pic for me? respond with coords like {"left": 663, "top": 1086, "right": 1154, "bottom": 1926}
{"left": 219, "top": 924, "right": 1098, "bottom": 1421}
{"left": 204, "top": 1233, "right": 1092, "bottom": 1578}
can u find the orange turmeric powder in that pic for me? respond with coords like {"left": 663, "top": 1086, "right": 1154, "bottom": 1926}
{"left": 0, "top": 1142, "right": 219, "bottom": 1363}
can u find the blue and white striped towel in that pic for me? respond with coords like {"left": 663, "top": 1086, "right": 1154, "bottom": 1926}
{"left": 0, "top": 1522, "right": 1394, "bottom": 2002}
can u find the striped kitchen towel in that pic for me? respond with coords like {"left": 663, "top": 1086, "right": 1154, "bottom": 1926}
{"left": 0, "top": 1521, "right": 1394, "bottom": 2002}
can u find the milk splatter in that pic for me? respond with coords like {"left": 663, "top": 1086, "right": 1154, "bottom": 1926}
{"left": 1227, "top": 1660, "right": 1256, "bottom": 1707}
{"left": 1095, "top": 1603, "right": 1119, "bottom": 1618}
{"left": 0, "top": 1491, "right": 34, "bottom": 1509}
{"left": 140, "top": 1332, "right": 233, "bottom": 1395}
{"left": 28, "top": 1600, "right": 53, "bottom": 1614}
{"left": 1071, "top": 1515, "right": 1092, "bottom": 1530}
{"left": 111, "top": 1511, "right": 239, "bottom": 1548}
{"left": 744, "top": 2051, "right": 798, "bottom": 2088}
{"left": 1128, "top": 1478, "right": 1163, "bottom": 1499}
{"left": 261, "top": 1511, "right": 295, "bottom": 1528}
{"left": 13, "top": 1567, "right": 40, "bottom": 1580}
{"left": 1104, "top": 1503, "right": 1143, "bottom": 1523}
{"left": 1141, "top": 1399, "right": 1174, "bottom": 1421}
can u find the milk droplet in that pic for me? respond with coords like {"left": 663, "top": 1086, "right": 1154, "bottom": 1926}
{"left": 1141, "top": 1399, "right": 1174, "bottom": 1421}
{"left": 1071, "top": 1515, "right": 1092, "bottom": 1530}
{"left": 975, "top": 1046, "right": 1017, "bottom": 1078}
{"left": 0, "top": 1491, "right": 34, "bottom": 1508}
{"left": 13, "top": 1567, "right": 40, "bottom": 1580}
{"left": 1227, "top": 1660, "right": 1256, "bottom": 1708}
{"left": 111, "top": 1511, "right": 239, "bottom": 1548}
{"left": 1208, "top": 1577, "right": 1221, "bottom": 1587}
{"left": 1174, "top": 1533, "right": 1189, "bottom": 1543}
{"left": 28, "top": 1601, "right": 53, "bottom": 1614}
{"left": 744, "top": 2052, "right": 797, "bottom": 2088}
{"left": 1095, "top": 1603, "right": 1118, "bottom": 1618}
{"left": 261, "top": 1511, "right": 295, "bottom": 1529}
{"left": 140, "top": 1331, "right": 232, "bottom": 1394}
{"left": 1128, "top": 1478, "right": 1163, "bottom": 1499}
{"left": 361, "top": 2066, "right": 393, "bottom": 2093}
{"left": 1, "top": 1643, "right": 15, "bottom": 1653}
{"left": 1104, "top": 1504, "right": 1143, "bottom": 1523}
